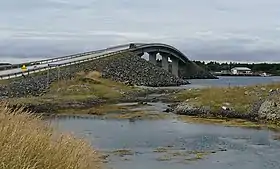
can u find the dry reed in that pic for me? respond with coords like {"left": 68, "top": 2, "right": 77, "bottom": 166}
{"left": 0, "top": 102, "right": 102, "bottom": 169}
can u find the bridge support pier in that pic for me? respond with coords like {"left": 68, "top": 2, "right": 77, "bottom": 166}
{"left": 148, "top": 52, "right": 157, "bottom": 65}
{"left": 161, "top": 53, "right": 169, "bottom": 72}
{"left": 171, "top": 58, "right": 179, "bottom": 77}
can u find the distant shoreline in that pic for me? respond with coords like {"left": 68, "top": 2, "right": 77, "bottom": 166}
{"left": 0, "top": 63, "right": 11, "bottom": 67}
{"left": 213, "top": 73, "right": 272, "bottom": 77}
{"left": 0, "top": 63, "right": 11, "bottom": 65}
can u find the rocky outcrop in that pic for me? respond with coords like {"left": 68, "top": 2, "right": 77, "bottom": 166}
{"left": 258, "top": 100, "right": 280, "bottom": 121}
{"left": 258, "top": 91, "right": 280, "bottom": 122}
{"left": 173, "top": 102, "right": 258, "bottom": 121}
{"left": 173, "top": 89, "right": 280, "bottom": 123}
{"left": 174, "top": 103, "right": 207, "bottom": 116}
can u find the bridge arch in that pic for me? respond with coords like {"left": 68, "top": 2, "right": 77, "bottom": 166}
{"left": 129, "top": 43, "right": 190, "bottom": 63}
{"left": 128, "top": 43, "right": 190, "bottom": 77}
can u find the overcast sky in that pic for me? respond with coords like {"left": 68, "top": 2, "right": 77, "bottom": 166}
{"left": 1, "top": 0, "right": 280, "bottom": 63}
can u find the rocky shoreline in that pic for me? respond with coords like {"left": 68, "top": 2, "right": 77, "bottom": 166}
{"left": 171, "top": 89, "right": 280, "bottom": 126}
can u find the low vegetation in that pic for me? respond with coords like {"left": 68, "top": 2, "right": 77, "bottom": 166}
{"left": 9, "top": 71, "right": 139, "bottom": 105}
{"left": 0, "top": 103, "right": 102, "bottom": 169}
{"left": 58, "top": 103, "right": 168, "bottom": 120}
{"left": 175, "top": 83, "right": 280, "bottom": 113}
{"left": 173, "top": 82, "right": 280, "bottom": 128}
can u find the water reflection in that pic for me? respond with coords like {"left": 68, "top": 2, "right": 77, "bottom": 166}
{"left": 47, "top": 76, "right": 280, "bottom": 169}
{"left": 49, "top": 116, "right": 280, "bottom": 169}
{"left": 139, "top": 76, "right": 280, "bottom": 90}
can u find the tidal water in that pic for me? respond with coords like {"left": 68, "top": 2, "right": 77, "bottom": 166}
{"left": 139, "top": 76, "right": 280, "bottom": 90}
{"left": 50, "top": 115, "right": 280, "bottom": 169}
{"left": 49, "top": 77, "right": 280, "bottom": 169}
{"left": 187, "top": 76, "right": 280, "bottom": 88}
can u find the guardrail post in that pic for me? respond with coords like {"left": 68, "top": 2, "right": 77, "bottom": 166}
{"left": 57, "top": 66, "right": 60, "bottom": 88}
{"left": 47, "top": 66, "right": 50, "bottom": 88}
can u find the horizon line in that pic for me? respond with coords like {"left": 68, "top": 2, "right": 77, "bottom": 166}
{"left": 193, "top": 60, "right": 280, "bottom": 64}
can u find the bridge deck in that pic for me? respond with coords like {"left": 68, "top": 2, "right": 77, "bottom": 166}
{"left": 0, "top": 47, "right": 127, "bottom": 77}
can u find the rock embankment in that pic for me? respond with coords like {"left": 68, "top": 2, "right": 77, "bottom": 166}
{"left": 0, "top": 52, "right": 189, "bottom": 98}
{"left": 85, "top": 53, "right": 189, "bottom": 87}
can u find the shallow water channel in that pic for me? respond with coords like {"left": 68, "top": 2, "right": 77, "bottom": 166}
{"left": 48, "top": 102, "right": 280, "bottom": 169}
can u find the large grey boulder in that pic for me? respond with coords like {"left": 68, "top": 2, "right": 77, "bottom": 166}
{"left": 174, "top": 102, "right": 206, "bottom": 116}
{"left": 258, "top": 99, "right": 280, "bottom": 121}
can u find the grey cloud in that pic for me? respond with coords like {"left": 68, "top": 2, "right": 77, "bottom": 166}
{"left": 0, "top": 0, "right": 280, "bottom": 63}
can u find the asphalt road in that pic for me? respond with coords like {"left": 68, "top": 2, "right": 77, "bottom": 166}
{"left": 0, "top": 45, "right": 129, "bottom": 78}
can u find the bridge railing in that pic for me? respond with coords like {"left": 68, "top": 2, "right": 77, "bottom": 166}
{"left": 0, "top": 44, "right": 133, "bottom": 71}
{"left": 0, "top": 49, "right": 130, "bottom": 80}
{"left": 0, "top": 43, "right": 153, "bottom": 80}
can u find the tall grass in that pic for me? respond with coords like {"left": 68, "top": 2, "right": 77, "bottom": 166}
{"left": 0, "top": 103, "right": 102, "bottom": 169}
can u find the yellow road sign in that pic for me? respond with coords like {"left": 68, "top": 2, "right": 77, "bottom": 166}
{"left": 21, "top": 65, "right": 27, "bottom": 71}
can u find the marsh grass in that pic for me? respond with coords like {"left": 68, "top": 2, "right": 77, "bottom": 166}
{"left": 57, "top": 104, "right": 128, "bottom": 115}
{"left": 0, "top": 102, "right": 102, "bottom": 169}
{"left": 176, "top": 83, "right": 280, "bottom": 113}
{"left": 56, "top": 103, "right": 168, "bottom": 120}
{"left": 48, "top": 71, "right": 135, "bottom": 101}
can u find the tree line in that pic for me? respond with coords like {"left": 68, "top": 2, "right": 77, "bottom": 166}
{"left": 193, "top": 61, "right": 280, "bottom": 75}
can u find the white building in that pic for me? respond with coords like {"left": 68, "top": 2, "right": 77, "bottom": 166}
{"left": 231, "top": 67, "right": 252, "bottom": 75}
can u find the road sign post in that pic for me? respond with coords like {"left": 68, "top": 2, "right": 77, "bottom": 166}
{"left": 47, "top": 66, "right": 50, "bottom": 88}
{"left": 21, "top": 65, "right": 27, "bottom": 78}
